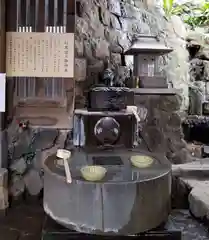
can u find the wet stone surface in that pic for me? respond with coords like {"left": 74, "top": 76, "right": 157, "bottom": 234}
{"left": 165, "top": 210, "right": 209, "bottom": 240}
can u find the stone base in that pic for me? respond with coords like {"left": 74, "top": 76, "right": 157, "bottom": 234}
{"left": 42, "top": 215, "right": 182, "bottom": 239}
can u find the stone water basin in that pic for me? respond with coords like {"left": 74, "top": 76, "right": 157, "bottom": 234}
{"left": 43, "top": 149, "right": 171, "bottom": 235}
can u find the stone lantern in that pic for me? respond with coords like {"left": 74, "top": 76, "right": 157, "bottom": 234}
{"left": 125, "top": 35, "right": 173, "bottom": 88}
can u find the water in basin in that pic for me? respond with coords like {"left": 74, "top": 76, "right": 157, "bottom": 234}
{"left": 47, "top": 150, "right": 171, "bottom": 183}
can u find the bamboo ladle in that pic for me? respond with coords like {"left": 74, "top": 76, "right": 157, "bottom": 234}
{"left": 56, "top": 149, "right": 72, "bottom": 183}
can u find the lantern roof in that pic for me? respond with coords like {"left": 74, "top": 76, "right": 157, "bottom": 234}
{"left": 125, "top": 35, "right": 173, "bottom": 55}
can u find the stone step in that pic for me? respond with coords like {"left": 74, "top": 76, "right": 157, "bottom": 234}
{"left": 189, "top": 187, "right": 209, "bottom": 219}
{"left": 172, "top": 161, "right": 209, "bottom": 177}
{"left": 172, "top": 161, "right": 209, "bottom": 222}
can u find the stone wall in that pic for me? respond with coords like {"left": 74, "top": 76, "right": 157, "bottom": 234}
{"left": 187, "top": 29, "right": 209, "bottom": 115}
{"left": 74, "top": 0, "right": 190, "bottom": 111}
{"left": 7, "top": 124, "right": 71, "bottom": 199}
{"left": 135, "top": 94, "right": 191, "bottom": 164}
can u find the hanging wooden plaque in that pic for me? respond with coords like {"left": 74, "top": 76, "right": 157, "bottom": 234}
{"left": 6, "top": 32, "right": 74, "bottom": 78}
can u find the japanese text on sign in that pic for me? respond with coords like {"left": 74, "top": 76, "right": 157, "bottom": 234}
{"left": 6, "top": 32, "right": 74, "bottom": 78}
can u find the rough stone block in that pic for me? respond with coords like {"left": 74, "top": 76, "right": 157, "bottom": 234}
{"left": 0, "top": 130, "right": 8, "bottom": 168}
{"left": 75, "top": 37, "right": 84, "bottom": 57}
{"left": 10, "top": 158, "right": 27, "bottom": 175}
{"left": 120, "top": 2, "right": 135, "bottom": 18}
{"left": 196, "top": 45, "right": 209, "bottom": 60}
{"left": 9, "top": 175, "right": 25, "bottom": 198}
{"left": 99, "top": 8, "right": 110, "bottom": 26}
{"left": 158, "top": 95, "right": 182, "bottom": 112}
{"left": 8, "top": 127, "right": 34, "bottom": 160}
{"left": 24, "top": 169, "right": 43, "bottom": 196}
{"left": 76, "top": 17, "right": 89, "bottom": 40}
{"left": 92, "top": 39, "right": 109, "bottom": 60}
{"left": 189, "top": 187, "right": 209, "bottom": 219}
{"left": 171, "top": 148, "right": 192, "bottom": 164}
{"left": 110, "top": 14, "right": 121, "bottom": 29}
{"left": 104, "top": 29, "right": 122, "bottom": 53}
{"left": 83, "top": 40, "right": 94, "bottom": 63}
{"left": 117, "top": 31, "right": 131, "bottom": 50}
{"left": 120, "top": 18, "right": 130, "bottom": 32}
{"left": 202, "top": 145, "right": 209, "bottom": 158}
{"left": 190, "top": 58, "right": 209, "bottom": 82}
{"left": 87, "top": 61, "right": 104, "bottom": 80}
{"left": 187, "top": 143, "right": 202, "bottom": 158}
{"left": 0, "top": 186, "right": 8, "bottom": 210}
{"left": 108, "top": 0, "right": 121, "bottom": 16}
{"left": 75, "top": 58, "right": 87, "bottom": 82}
{"left": 135, "top": 0, "right": 147, "bottom": 8}
{"left": 141, "top": 126, "right": 166, "bottom": 153}
{"left": 110, "top": 53, "right": 121, "bottom": 66}
{"left": 0, "top": 168, "right": 8, "bottom": 187}
{"left": 0, "top": 169, "right": 8, "bottom": 213}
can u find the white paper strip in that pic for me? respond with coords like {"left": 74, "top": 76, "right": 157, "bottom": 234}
{"left": 0, "top": 73, "right": 6, "bottom": 112}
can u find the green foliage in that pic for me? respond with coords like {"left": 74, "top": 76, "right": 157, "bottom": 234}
{"left": 163, "top": 0, "right": 209, "bottom": 28}
{"left": 163, "top": 0, "right": 174, "bottom": 18}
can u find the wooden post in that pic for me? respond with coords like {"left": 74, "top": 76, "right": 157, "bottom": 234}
{"left": 0, "top": 3, "right": 9, "bottom": 219}
{"left": 0, "top": 0, "right": 5, "bottom": 74}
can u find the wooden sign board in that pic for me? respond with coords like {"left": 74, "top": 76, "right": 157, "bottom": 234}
{"left": 6, "top": 32, "right": 74, "bottom": 78}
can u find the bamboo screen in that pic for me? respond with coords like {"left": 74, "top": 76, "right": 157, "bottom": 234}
{"left": 6, "top": 0, "right": 75, "bottom": 102}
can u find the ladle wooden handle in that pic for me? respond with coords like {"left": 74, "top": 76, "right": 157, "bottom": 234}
{"left": 63, "top": 158, "right": 72, "bottom": 184}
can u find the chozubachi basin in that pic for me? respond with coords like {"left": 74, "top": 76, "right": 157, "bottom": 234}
{"left": 43, "top": 149, "right": 171, "bottom": 235}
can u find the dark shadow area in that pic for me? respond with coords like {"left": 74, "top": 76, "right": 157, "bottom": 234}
{"left": 182, "top": 116, "right": 209, "bottom": 144}
{"left": 0, "top": 198, "right": 44, "bottom": 240}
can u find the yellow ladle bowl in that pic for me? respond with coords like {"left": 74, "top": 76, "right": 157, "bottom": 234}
{"left": 130, "top": 155, "right": 154, "bottom": 168}
{"left": 80, "top": 165, "right": 107, "bottom": 182}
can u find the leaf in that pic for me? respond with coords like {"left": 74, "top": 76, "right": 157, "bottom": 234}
{"left": 163, "top": 0, "right": 174, "bottom": 17}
